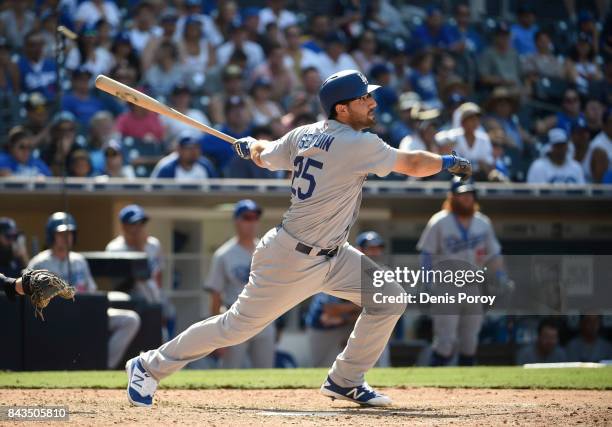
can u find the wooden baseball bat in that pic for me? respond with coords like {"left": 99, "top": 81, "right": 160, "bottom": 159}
{"left": 94, "top": 75, "right": 236, "bottom": 144}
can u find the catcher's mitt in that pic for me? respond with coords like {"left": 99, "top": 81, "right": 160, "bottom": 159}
{"left": 21, "top": 269, "right": 76, "bottom": 320}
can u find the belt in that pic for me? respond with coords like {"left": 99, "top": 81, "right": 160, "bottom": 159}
{"left": 295, "top": 242, "right": 339, "bottom": 258}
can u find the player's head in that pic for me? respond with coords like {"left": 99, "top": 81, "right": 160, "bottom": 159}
{"left": 233, "top": 199, "right": 262, "bottom": 239}
{"left": 46, "top": 212, "right": 77, "bottom": 251}
{"left": 319, "top": 70, "right": 380, "bottom": 130}
{"left": 356, "top": 231, "right": 385, "bottom": 258}
{"left": 119, "top": 204, "right": 149, "bottom": 248}
{"left": 0, "top": 217, "right": 18, "bottom": 249}
{"left": 444, "top": 177, "right": 478, "bottom": 217}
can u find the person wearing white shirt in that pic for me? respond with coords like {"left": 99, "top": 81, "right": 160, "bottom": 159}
{"left": 258, "top": 0, "right": 297, "bottom": 33}
{"left": 75, "top": 0, "right": 121, "bottom": 32}
{"left": 527, "top": 128, "right": 586, "bottom": 184}
{"left": 436, "top": 103, "right": 494, "bottom": 177}
{"left": 216, "top": 23, "right": 265, "bottom": 71}
{"left": 317, "top": 32, "right": 360, "bottom": 80}
{"left": 128, "top": 2, "right": 162, "bottom": 53}
{"left": 160, "top": 84, "right": 210, "bottom": 142}
{"left": 586, "top": 109, "right": 612, "bottom": 183}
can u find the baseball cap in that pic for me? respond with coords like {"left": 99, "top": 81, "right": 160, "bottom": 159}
{"left": 398, "top": 92, "right": 421, "bottom": 111}
{"left": 0, "top": 217, "right": 18, "bottom": 238}
{"left": 160, "top": 9, "right": 179, "bottom": 23}
{"left": 171, "top": 83, "right": 190, "bottom": 96}
{"left": 451, "top": 176, "right": 476, "bottom": 194}
{"left": 578, "top": 9, "right": 594, "bottom": 23}
{"left": 233, "top": 199, "right": 262, "bottom": 219}
{"left": 356, "top": 231, "right": 385, "bottom": 248}
{"left": 369, "top": 63, "right": 391, "bottom": 80}
{"left": 73, "top": 66, "right": 92, "bottom": 78}
{"left": 52, "top": 110, "right": 77, "bottom": 125}
{"left": 177, "top": 133, "right": 200, "bottom": 147}
{"left": 223, "top": 64, "right": 243, "bottom": 80}
{"left": 570, "top": 117, "right": 589, "bottom": 133}
{"left": 548, "top": 128, "right": 568, "bottom": 145}
{"left": 119, "top": 204, "right": 149, "bottom": 224}
{"left": 25, "top": 92, "right": 48, "bottom": 111}
{"left": 104, "top": 139, "right": 123, "bottom": 155}
{"left": 457, "top": 102, "right": 482, "bottom": 123}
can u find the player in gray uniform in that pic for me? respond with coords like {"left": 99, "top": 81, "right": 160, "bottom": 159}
{"left": 29, "top": 212, "right": 141, "bottom": 368}
{"left": 417, "top": 178, "right": 511, "bottom": 366}
{"left": 126, "top": 69, "right": 471, "bottom": 407}
{"left": 205, "top": 199, "right": 275, "bottom": 368}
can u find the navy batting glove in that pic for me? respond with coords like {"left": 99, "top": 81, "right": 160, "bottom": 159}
{"left": 442, "top": 151, "right": 472, "bottom": 182}
{"left": 234, "top": 137, "right": 256, "bottom": 160}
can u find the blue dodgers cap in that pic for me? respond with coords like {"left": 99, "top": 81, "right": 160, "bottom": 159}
{"left": 177, "top": 132, "right": 200, "bottom": 147}
{"left": 319, "top": 69, "right": 380, "bottom": 115}
{"left": 571, "top": 117, "right": 589, "bottom": 132}
{"left": 548, "top": 128, "right": 569, "bottom": 145}
{"left": 233, "top": 199, "right": 262, "bottom": 219}
{"left": 356, "top": 231, "right": 385, "bottom": 248}
{"left": 119, "top": 204, "right": 149, "bottom": 224}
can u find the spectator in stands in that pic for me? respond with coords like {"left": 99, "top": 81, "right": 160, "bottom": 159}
{"left": 41, "top": 111, "right": 82, "bottom": 177}
{"left": 411, "top": 5, "right": 449, "bottom": 50}
{"left": 369, "top": 63, "right": 398, "bottom": 118}
{"left": 522, "top": 30, "right": 567, "bottom": 81}
{"left": 177, "top": 16, "right": 216, "bottom": 87}
{"left": 399, "top": 105, "right": 444, "bottom": 157}
{"left": 0, "top": 217, "right": 28, "bottom": 278}
{"left": 144, "top": 40, "right": 185, "bottom": 98}
{"left": 208, "top": 65, "right": 252, "bottom": 125}
{"left": 0, "top": 126, "right": 51, "bottom": 177}
{"left": 588, "top": 108, "right": 612, "bottom": 183}
{"left": 29, "top": 212, "right": 140, "bottom": 369}
{"left": 16, "top": 31, "right": 57, "bottom": 100}
{"left": 115, "top": 97, "right": 165, "bottom": 144}
{"left": 478, "top": 22, "right": 522, "bottom": 90}
{"left": 511, "top": 4, "right": 538, "bottom": 56}
{"left": 387, "top": 44, "right": 412, "bottom": 93}
{"left": 527, "top": 128, "right": 586, "bottom": 184}
{"left": 207, "top": 0, "right": 239, "bottom": 43}
{"left": 128, "top": 1, "right": 161, "bottom": 54}
{"left": 566, "top": 315, "right": 612, "bottom": 362}
{"left": 95, "top": 19, "right": 113, "bottom": 51}
{"left": 201, "top": 96, "right": 253, "bottom": 171}
{"left": 444, "top": 3, "right": 484, "bottom": 55}
{"left": 101, "top": 139, "right": 135, "bottom": 178}
{"left": 217, "top": 22, "right": 265, "bottom": 72}
{"left": 75, "top": 0, "right": 121, "bottom": 33}
{"left": 485, "top": 87, "right": 532, "bottom": 151}
{"left": 87, "top": 111, "right": 116, "bottom": 174}
{"left": 252, "top": 43, "right": 297, "bottom": 102}
{"left": 258, "top": 0, "right": 297, "bottom": 34}
{"left": 39, "top": 9, "right": 60, "bottom": 58}
{"left": 65, "top": 23, "right": 113, "bottom": 77}
{"left": 565, "top": 32, "right": 603, "bottom": 94}
{"left": 151, "top": 132, "right": 217, "bottom": 180}
{"left": 61, "top": 68, "right": 106, "bottom": 131}
{"left": 161, "top": 84, "right": 210, "bottom": 142}
{"left": 364, "top": 0, "right": 406, "bottom": 38}
{"left": 317, "top": 31, "right": 360, "bottom": 80}
{"left": 389, "top": 92, "right": 420, "bottom": 147}
{"left": 536, "top": 88, "right": 584, "bottom": 135}
{"left": 487, "top": 124, "right": 513, "bottom": 182}
{"left": 351, "top": 30, "right": 383, "bottom": 75}
{"left": 0, "top": 0, "right": 36, "bottom": 50}
{"left": 224, "top": 126, "right": 280, "bottom": 179}
{"left": 0, "top": 37, "right": 20, "bottom": 94}
{"left": 569, "top": 117, "right": 595, "bottom": 181}
{"left": 141, "top": 9, "right": 178, "bottom": 71}
{"left": 516, "top": 319, "right": 567, "bottom": 364}
{"left": 436, "top": 103, "right": 494, "bottom": 180}
{"left": 409, "top": 49, "right": 442, "bottom": 109}
{"left": 67, "top": 148, "right": 94, "bottom": 178}
{"left": 250, "top": 78, "right": 283, "bottom": 126}
{"left": 106, "top": 204, "right": 175, "bottom": 338}
{"left": 283, "top": 25, "right": 320, "bottom": 80}
{"left": 300, "top": 66, "right": 324, "bottom": 118}
{"left": 21, "top": 92, "right": 49, "bottom": 148}
{"left": 302, "top": 13, "right": 330, "bottom": 54}
{"left": 584, "top": 98, "right": 604, "bottom": 139}
{"left": 111, "top": 32, "right": 141, "bottom": 74}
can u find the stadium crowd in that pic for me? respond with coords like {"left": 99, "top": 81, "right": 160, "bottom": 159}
{"left": 0, "top": 0, "right": 611, "bottom": 183}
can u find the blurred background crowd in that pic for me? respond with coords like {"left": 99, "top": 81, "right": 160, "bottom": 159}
{"left": 1, "top": 0, "right": 611, "bottom": 183}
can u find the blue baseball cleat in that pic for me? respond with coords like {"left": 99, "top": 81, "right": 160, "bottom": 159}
{"left": 125, "top": 357, "right": 158, "bottom": 407}
{"left": 320, "top": 376, "right": 392, "bottom": 407}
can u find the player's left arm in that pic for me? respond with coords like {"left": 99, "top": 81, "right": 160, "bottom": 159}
{"left": 393, "top": 150, "right": 472, "bottom": 180}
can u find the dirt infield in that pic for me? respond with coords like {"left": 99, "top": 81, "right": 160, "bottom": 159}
{"left": 0, "top": 388, "right": 610, "bottom": 426}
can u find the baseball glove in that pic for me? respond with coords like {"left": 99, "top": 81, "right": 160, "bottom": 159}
{"left": 21, "top": 269, "right": 76, "bottom": 320}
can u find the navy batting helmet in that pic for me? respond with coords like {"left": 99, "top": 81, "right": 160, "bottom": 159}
{"left": 319, "top": 70, "right": 380, "bottom": 116}
{"left": 0, "top": 217, "right": 18, "bottom": 239}
{"left": 46, "top": 212, "right": 77, "bottom": 246}
{"left": 356, "top": 231, "right": 385, "bottom": 248}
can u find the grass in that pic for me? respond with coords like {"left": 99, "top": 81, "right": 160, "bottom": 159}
{"left": 0, "top": 367, "right": 611, "bottom": 390}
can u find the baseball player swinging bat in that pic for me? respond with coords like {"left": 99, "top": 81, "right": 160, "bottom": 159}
{"left": 94, "top": 75, "right": 236, "bottom": 144}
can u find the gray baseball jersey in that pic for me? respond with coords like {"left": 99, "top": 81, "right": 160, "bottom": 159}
{"left": 28, "top": 250, "right": 97, "bottom": 293}
{"left": 205, "top": 237, "right": 256, "bottom": 306}
{"left": 417, "top": 210, "right": 501, "bottom": 266}
{"left": 261, "top": 119, "right": 397, "bottom": 248}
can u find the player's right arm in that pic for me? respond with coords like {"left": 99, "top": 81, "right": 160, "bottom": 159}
{"left": 234, "top": 130, "right": 295, "bottom": 171}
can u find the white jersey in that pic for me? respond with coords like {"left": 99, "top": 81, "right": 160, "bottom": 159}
{"left": 205, "top": 237, "right": 257, "bottom": 306}
{"left": 527, "top": 157, "right": 586, "bottom": 184}
{"left": 28, "top": 250, "right": 97, "bottom": 294}
{"left": 260, "top": 119, "right": 397, "bottom": 248}
{"left": 417, "top": 210, "right": 501, "bottom": 266}
{"left": 435, "top": 128, "right": 494, "bottom": 171}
